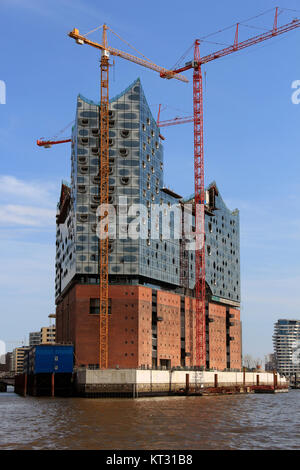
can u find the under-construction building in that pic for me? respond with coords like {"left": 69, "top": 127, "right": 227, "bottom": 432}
{"left": 55, "top": 78, "right": 242, "bottom": 371}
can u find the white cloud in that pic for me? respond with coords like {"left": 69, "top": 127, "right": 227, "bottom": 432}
{"left": 0, "top": 204, "right": 55, "bottom": 226}
{"left": 0, "top": 175, "right": 58, "bottom": 226}
{"left": 0, "top": 175, "right": 56, "bottom": 207}
{"left": 0, "top": 240, "right": 55, "bottom": 341}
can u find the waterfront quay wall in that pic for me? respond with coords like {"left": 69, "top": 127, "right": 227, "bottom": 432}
{"left": 15, "top": 372, "right": 73, "bottom": 397}
{"left": 75, "top": 369, "right": 288, "bottom": 397}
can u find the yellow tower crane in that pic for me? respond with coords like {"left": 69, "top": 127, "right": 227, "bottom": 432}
{"left": 68, "top": 25, "right": 188, "bottom": 369}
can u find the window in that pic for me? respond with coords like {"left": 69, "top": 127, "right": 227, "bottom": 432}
{"left": 90, "top": 298, "right": 100, "bottom": 314}
{"left": 78, "top": 185, "right": 86, "bottom": 193}
{"left": 120, "top": 177, "right": 130, "bottom": 185}
{"left": 120, "top": 130, "right": 130, "bottom": 138}
{"left": 119, "top": 148, "right": 128, "bottom": 157}
{"left": 90, "top": 298, "right": 111, "bottom": 315}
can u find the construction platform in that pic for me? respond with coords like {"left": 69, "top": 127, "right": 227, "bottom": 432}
{"left": 75, "top": 369, "right": 288, "bottom": 398}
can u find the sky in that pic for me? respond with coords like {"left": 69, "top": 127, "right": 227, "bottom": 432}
{"left": 0, "top": 0, "right": 299, "bottom": 361}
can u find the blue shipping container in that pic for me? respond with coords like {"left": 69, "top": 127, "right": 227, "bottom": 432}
{"left": 27, "top": 345, "right": 74, "bottom": 374}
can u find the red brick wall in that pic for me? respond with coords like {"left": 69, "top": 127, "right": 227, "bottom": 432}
{"left": 56, "top": 284, "right": 153, "bottom": 368}
{"left": 184, "top": 296, "right": 196, "bottom": 367}
{"left": 156, "top": 291, "right": 181, "bottom": 368}
{"left": 137, "top": 287, "right": 152, "bottom": 368}
{"left": 73, "top": 284, "right": 100, "bottom": 366}
{"left": 229, "top": 307, "right": 242, "bottom": 370}
{"left": 56, "top": 283, "right": 242, "bottom": 370}
{"left": 108, "top": 286, "right": 139, "bottom": 368}
{"left": 56, "top": 287, "right": 76, "bottom": 345}
{"left": 208, "top": 303, "right": 227, "bottom": 371}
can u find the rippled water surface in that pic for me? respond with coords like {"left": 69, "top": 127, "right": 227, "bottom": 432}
{"left": 0, "top": 389, "right": 299, "bottom": 450}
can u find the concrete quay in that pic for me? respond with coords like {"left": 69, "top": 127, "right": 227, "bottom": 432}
{"left": 75, "top": 369, "right": 288, "bottom": 398}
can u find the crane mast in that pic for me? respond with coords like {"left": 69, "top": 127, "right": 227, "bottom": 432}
{"left": 99, "top": 25, "right": 109, "bottom": 369}
{"left": 193, "top": 41, "right": 206, "bottom": 367}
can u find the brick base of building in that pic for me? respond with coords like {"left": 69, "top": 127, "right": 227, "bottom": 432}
{"left": 56, "top": 283, "right": 241, "bottom": 370}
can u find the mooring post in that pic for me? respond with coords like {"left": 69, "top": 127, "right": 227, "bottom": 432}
{"left": 214, "top": 373, "right": 218, "bottom": 388}
{"left": 51, "top": 373, "right": 55, "bottom": 397}
{"left": 273, "top": 370, "right": 277, "bottom": 390}
{"left": 33, "top": 375, "right": 37, "bottom": 397}
{"left": 243, "top": 367, "right": 246, "bottom": 388}
{"left": 186, "top": 373, "right": 190, "bottom": 395}
{"left": 24, "top": 373, "right": 27, "bottom": 397}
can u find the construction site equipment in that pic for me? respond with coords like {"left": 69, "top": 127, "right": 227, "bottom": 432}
{"left": 36, "top": 138, "right": 72, "bottom": 148}
{"left": 157, "top": 103, "right": 193, "bottom": 127}
{"left": 68, "top": 25, "right": 188, "bottom": 369}
{"left": 158, "top": 116, "right": 193, "bottom": 127}
{"left": 160, "top": 7, "right": 300, "bottom": 367}
{"left": 37, "top": 120, "right": 75, "bottom": 148}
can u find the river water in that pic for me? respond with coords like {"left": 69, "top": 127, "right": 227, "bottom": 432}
{"left": 0, "top": 389, "right": 299, "bottom": 450}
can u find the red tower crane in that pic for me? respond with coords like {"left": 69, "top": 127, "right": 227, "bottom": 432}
{"left": 157, "top": 103, "right": 193, "bottom": 128}
{"left": 158, "top": 116, "right": 193, "bottom": 127}
{"left": 161, "top": 8, "right": 300, "bottom": 368}
{"left": 37, "top": 121, "right": 74, "bottom": 148}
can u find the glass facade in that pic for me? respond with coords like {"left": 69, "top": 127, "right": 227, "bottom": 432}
{"left": 55, "top": 79, "right": 240, "bottom": 306}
